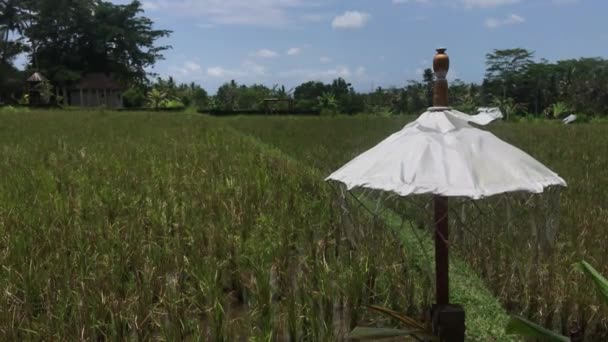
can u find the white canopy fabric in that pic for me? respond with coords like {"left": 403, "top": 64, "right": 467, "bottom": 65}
{"left": 326, "top": 109, "right": 566, "bottom": 199}
{"left": 427, "top": 107, "right": 502, "bottom": 126}
{"left": 477, "top": 107, "right": 504, "bottom": 121}
{"left": 563, "top": 114, "right": 577, "bottom": 124}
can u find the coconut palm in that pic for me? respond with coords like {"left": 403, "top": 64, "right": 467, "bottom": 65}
{"left": 549, "top": 101, "right": 571, "bottom": 119}
{"left": 317, "top": 92, "right": 338, "bottom": 114}
{"left": 147, "top": 88, "right": 168, "bottom": 111}
{"left": 491, "top": 96, "right": 523, "bottom": 121}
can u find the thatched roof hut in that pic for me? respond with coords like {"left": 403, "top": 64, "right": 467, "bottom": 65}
{"left": 69, "top": 73, "right": 124, "bottom": 108}
{"left": 27, "top": 72, "right": 48, "bottom": 83}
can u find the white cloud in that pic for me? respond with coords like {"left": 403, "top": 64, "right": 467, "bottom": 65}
{"left": 320, "top": 56, "right": 332, "bottom": 64}
{"left": 184, "top": 61, "right": 202, "bottom": 72}
{"left": 250, "top": 49, "right": 279, "bottom": 58}
{"left": 484, "top": 13, "right": 525, "bottom": 28}
{"left": 206, "top": 60, "right": 266, "bottom": 78}
{"left": 393, "top": 0, "right": 430, "bottom": 4}
{"left": 355, "top": 66, "right": 366, "bottom": 77}
{"left": 332, "top": 11, "right": 371, "bottom": 29}
{"left": 279, "top": 65, "right": 352, "bottom": 80}
{"left": 242, "top": 60, "right": 266, "bottom": 75}
{"left": 207, "top": 67, "right": 233, "bottom": 78}
{"left": 169, "top": 61, "right": 203, "bottom": 76}
{"left": 287, "top": 47, "right": 302, "bottom": 56}
{"left": 463, "top": 0, "right": 520, "bottom": 8}
{"left": 301, "top": 13, "right": 327, "bottom": 22}
{"left": 279, "top": 65, "right": 368, "bottom": 82}
{"left": 135, "top": 0, "right": 308, "bottom": 27}
{"left": 141, "top": 1, "right": 159, "bottom": 10}
{"left": 197, "top": 23, "right": 217, "bottom": 29}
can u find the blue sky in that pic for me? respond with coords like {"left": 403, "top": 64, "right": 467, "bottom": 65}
{"left": 109, "top": 0, "right": 606, "bottom": 92}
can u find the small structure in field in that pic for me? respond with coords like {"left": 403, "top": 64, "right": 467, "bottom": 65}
{"left": 69, "top": 73, "right": 123, "bottom": 108}
{"left": 263, "top": 98, "right": 294, "bottom": 114}
{"left": 27, "top": 72, "right": 49, "bottom": 106}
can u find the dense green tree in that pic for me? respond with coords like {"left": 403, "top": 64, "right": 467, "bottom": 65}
{"left": 450, "top": 79, "right": 480, "bottom": 113}
{"left": 216, "top": 80, "right": 239, "bottom": 110}
{"left": 24, "top": 0, "right": 171, "bottom": 85}
{"left": 484, "top": 48, "right": 534, "bottom": 100}
{"left": 329, "top": 77, "right": 351, "bottom": 99}
{"left": 340, "top": 89, "right": 365, "bottom": 115}
{"left": 392, "top": 88, "right": 409, "bottom": 114}
{"left": 0, "top": 0, "right": 28, "bottom": 103}
{"left": 364, "top": 87, "right": 391, "bottom": 115}
{"left": 422, "top": 68, "right": 434, "bottom": 107}
{"left": 405, "top": 81, "right": 425, "bottom": 113}
{"left": 523, "top": 60, "right": 559, "bottom": 115}
{"left": 179, "top": 82, "right": 208, "bottom": 109}
{"left": 122, "top": 85, "right": 146, "bottom": 108}
{"left": 0, "top": 0, "right": 30, "bottom": 64}
{"left": 294, "top": 81, "right": 328, "bottom": 110}
{"left": 553, "top": 58, "right": 608, "bottom": 114}
{"left": 481, "top": 52, "right": 608, "bottom": 116}
{"left": 238, "top": 84, "right": 271, "bottom": 110}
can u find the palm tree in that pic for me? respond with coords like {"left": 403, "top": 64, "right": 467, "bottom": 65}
{"left": 147, "top": 88, "right": 167, "bottom": 111}
{"left": 491, "top": 96, "right": 523, "bottom": 121}
{"left": 318, "top": 92, "right": 338, "bottom": 115}
{"left": 0, "top": 0, "right": 30, "bottom": 64}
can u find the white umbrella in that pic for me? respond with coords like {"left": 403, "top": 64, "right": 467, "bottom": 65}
{"left": 326, "top": 48, "right": 567, "bottom": 340}
{"left": 326, "top": 108, "right": 566, "bottom": 200}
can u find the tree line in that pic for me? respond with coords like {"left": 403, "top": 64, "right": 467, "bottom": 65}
{"left": 136, "top": 49, "right": 608, "bottom": 117}
{"left": 170, "top": 49, "right": 607, "bottom": 118}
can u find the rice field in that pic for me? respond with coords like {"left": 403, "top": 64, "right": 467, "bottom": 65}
{"left": 0, "top": 110, "right": 606, "bottom": 340}
{"left": 228, "top": 115, "right": 608, "bottom": 339}
{"left": 0, "top": 110, "right": 434, "bottom": 340}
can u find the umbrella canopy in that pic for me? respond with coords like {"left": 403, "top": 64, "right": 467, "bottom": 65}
{"left": 477, "top": 107, "right": 504, "bottom": 121}
{"left": 326, "top": 108, "right": 566, "bottom": 199}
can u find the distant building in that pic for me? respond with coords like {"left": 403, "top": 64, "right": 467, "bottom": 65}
{"left": 69, "top": 73, "right": 123, "bottom": 108}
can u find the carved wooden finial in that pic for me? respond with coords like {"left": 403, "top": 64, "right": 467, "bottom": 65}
{"left": 433, "top": 48, "right": 450, "bottom": 107}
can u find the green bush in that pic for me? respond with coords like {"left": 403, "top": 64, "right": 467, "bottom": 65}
{"left": 122, "top": 86, "right": 147, "bottom": 108}
{"left": 160, "top": 99, "right": 185, "bottom": 109}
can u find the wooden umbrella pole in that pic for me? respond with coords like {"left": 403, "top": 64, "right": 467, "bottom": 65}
{"left": 434, "top": 196, "right": 449, "bottom": 305}
{"left": 430, "top": 48, "right": 465, "bottom": 341}
{"left": 433, "top": 48, "right": 450, "bottom": 305}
